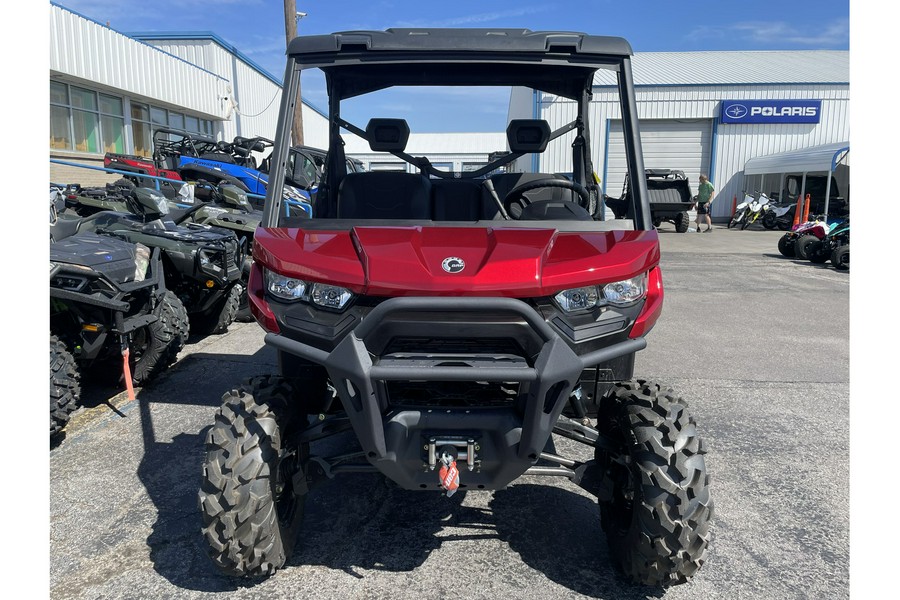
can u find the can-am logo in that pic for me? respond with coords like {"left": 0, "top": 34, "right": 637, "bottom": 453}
{"left": 721, "top": 100, "right": 821, "bottom": 124}
{"left": 441, "top": 257, "right": 465, "bottom": 273}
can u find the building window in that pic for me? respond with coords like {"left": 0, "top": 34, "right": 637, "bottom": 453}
{"left": 49, "top": 82, "right": 124, "bottom": 154}
{"left": 131, "top": 103, "right": 152, "bottom": 157}
{"left": 99, "top": 94, "right": 124, "bottom": 154}
{"left": 51, "top": 80, "right": 214, "bottom": 156}
{"left": 50, "top": 82, "right": 71, "bottom": 150}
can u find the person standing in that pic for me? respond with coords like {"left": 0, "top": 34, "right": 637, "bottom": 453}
{"left": 695, "top": 174, "right": 715, "bottom": 232}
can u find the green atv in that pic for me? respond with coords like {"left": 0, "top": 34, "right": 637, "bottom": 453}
{"left": 71, "top": 187, "right": 245, "bottom": 336}
{"left": 171, "top": 182, "right": 261, "bottom": 322}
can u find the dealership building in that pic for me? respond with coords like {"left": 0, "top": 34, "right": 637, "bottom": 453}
{"left": 51, "top": 1, "right": 849, "bottom": 217}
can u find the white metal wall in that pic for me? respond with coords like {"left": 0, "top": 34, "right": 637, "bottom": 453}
{"left": 536, "top": 83, "right": 849, "bottom": 219}
{"left": 142, "top": 38, "right": 330, "bottom": 149}
{"left": 49, "top": 6, "right": 225, "bottom": 118}
{"left": 605, "top": 120, "right": 712, "bottom": 198}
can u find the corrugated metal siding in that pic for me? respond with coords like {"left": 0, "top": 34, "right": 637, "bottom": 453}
{"left": 144, "top": 38, "right": 329, "bottom": 147}
{"left": 605, "top": 120, "right": 712, "bottom": 196}
{"left": 539, "top": 81, "right": 849, "bottom": 219}
{"left": 50, "top": 5, "right": 224, "bottom": 117}
{"left": 594, "top": 51, "right": 849, "bottom": 86}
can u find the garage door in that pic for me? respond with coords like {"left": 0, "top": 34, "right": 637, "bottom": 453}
{"left": 604, "top": 120, "right": 712, "bottom": 200}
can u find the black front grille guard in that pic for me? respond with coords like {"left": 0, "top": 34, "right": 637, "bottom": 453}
{"left": 194, "top": 238, "right": 243, "bottom": 285}
{"left": 49, "top": 247, "right": 166, "bottom": 335}
{"left": 266, "top": 297, "right": 646, "bottom": 466}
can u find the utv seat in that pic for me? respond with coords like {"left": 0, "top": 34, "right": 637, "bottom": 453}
{"left": 337, "top": 172, "right": 432, "bottom": 220}
{"left": 431, "top": 179, "right": 484, "bottom": 221}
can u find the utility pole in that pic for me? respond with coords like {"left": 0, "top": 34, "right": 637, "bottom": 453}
{"left": 283, "top": 1, "right": 305, "bottom": 146}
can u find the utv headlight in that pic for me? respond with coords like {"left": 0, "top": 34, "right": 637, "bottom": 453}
{"left": 310, "top": 283, "right": 354, "bottom": 310}
{"left": 602, "top": 273, "right": 648, "bottom": 306}
{"left": 554, "top": 286, "right": 600, "bottom": 312}
{"left": 266, "top": 270, "right": 306, "bottom": 301}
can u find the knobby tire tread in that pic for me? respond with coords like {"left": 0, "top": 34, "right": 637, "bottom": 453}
{"left": 596, "top": 379, "right": 713, "bottom": 587}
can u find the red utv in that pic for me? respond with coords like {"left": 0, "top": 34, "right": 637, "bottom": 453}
{"left": 198, "top": 28, "right": 713, "bottom": 588}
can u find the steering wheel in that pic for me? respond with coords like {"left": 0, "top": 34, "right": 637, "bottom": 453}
{"left": 503, "top": 178, "right": 592, "bottom": 218}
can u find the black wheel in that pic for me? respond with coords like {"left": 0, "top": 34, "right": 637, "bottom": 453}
{"left": 777, "top": 234, "right": 794, "bottom": 257}
{"left": 741, "top": 209, "right": 763, "bottom": 230}
{"left": 761, "top": 211, "right": 778, "bottom": 229}
{"left": 807, "top": 240, "right": 831, "bottom": 264}
{"left": 131, "top": 291, "right": 189, "bottom": 385}
{"left": 652, "top": 217, "right": 662, "bottom": 228}
{"left": 50, "top": 335, "right": 80, "bottom": 437}
{"left": 831, "top": 244, "right": 849, "bottom": 270}
{"left": 199, "top": 376, "right": 309, "bottom": 577}
{"left": 727, "top": 208, "right": 746, "bottom": 229}
{"left": 793, "top": 234, "right": 819, "bottom": 260}
{"left": 595, "top": 380, "right": 713, "bottom": 587}
{"left": 192, "top": 283, "right": 242, "bottom": 335}
{"left": 674, "top": 212, "right": 690, "bottom": 233}
{"left": 113, "top": 177, "right": 137, "bottom": 190}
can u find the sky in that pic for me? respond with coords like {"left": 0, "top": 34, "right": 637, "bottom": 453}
{"left": 51, "top": 0, "right": 851, "bottom": 133}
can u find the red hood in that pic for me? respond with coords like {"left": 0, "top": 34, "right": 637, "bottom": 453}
{"left": 253, "top": 225, "right": 660, "bottom": 297}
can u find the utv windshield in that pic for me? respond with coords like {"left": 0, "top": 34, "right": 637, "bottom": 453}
{"left": 262, "top": 29, "right": 650, "bottom": 231}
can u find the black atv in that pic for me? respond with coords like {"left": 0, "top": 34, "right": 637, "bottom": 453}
{"left": 606, "top": 169, "right": 695, "bottom": 232}
{"left": 73, "top": 187, "right": 245, "bottom": 336}
{"left": 50, "top": 225, "right": 189, "bottom": 437}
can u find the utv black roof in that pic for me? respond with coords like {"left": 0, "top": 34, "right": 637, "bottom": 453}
{"left": 285, "top": 29, "right": 634, "bottom": 100}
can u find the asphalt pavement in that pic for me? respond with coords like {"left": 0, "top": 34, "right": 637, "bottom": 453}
{"left": 48, "top": 223, "right": 850, "bottom": 599}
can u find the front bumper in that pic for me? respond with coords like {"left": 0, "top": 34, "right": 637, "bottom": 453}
{"left": 266, "top": 296, "right": 645, "bottom": 490}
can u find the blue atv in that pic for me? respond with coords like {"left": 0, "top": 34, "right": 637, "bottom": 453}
{"left": 152, "top": 129, "right": 313, "bottom": 217}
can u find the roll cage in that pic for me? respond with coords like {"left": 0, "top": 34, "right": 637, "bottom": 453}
{"left": 261, "top": 28, "right": 650, "bottom": 229}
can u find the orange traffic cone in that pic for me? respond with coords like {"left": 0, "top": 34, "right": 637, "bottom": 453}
{"left": 792, "top": 195, "right": 803, "bottom": 227}
{"left": 731, "top": 195, "right": 737, "bottom": 217}
{"left": 802, "top": 193, "right": 811, "bottom": 223}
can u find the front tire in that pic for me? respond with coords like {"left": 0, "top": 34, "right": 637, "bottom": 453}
{"left": 794, "top": 234, "right": 819, "bottom": 260}
{"left": 131, "top": 291, "right": 189, "bottom": 385}
{"left": 595, "top": 380, "right": 713, "bottom": 587}
{"left": 50, "top": 335, "right": 81, "bottom": 437}
{"left": 199, "top": 376, "right": 309, "bottom": 577}
{"left": 762, "top": 211, "right": 778, "bottom": 229}
{"left": 675, "top": 211, "right": 690, "bottom": 233}
{"left": 807, "top": 241, "right": 831, "bottom": 264}
{"left": 193, "top": 283, "right": 242, "bottom": 335}
{"left": 728, "top": 208, "right": 746, "bottom": 229}
{"left": 740, "top": 211, "right": 755, "bottom": 230}
{"left": 831, "top": 244, "right": 849, "bottom": 270}
{"left": 777, "top": 234, "right": 794, "bottom": 257}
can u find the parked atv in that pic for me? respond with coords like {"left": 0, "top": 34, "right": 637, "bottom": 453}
{"left": 778, "top": 217, "right": 829, "bottom": 258}
{"left": 73, "top": 187, "right": 245, "bottom": 335}
{"left": 792, "top": 217, "right": 846, "bottom": 260}
{"left": 806, "top": 218, "right": 849, "bottom": 264}
{"left": 606, "top": 168, "right": 694, "bottom": 232}
{"left": 173, "top": 182, "right": 261, "bottom": 321}
{"left": 50, "top": 226, "right": 189, "bottom": 436}
{"left": 198, "top": 29, "right": 712, "bottom": 588}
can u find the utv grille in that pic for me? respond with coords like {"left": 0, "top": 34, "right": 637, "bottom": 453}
{"left": 383, "top": 337, "right": 528, "bottom": 358}
{"left": 385, "top": 380, "right": 520, "bottom": 409}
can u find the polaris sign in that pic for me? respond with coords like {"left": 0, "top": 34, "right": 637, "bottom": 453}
{"left": 721, "top": 100, "right": 821, "bottom": 124}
